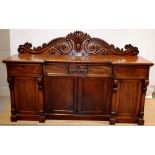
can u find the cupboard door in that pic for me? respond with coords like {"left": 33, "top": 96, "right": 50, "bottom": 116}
{"left": 116, "top": 80, "right": 142, "bottom": 117}
{"left": 78, "top": 77, "right": 112, "bottom": 115}
{"left": 13, "top": 77, "right": 40, "bottom": 115}
{"left": 44, "top": 76, "right": 77, "bottom": 114}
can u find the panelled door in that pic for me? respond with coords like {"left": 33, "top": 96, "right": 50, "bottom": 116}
{"left": 78, "top": 77, "right": 113, "bottom": 115}
{"left": 44, "top": 76, "right": 78, "bottom": 114}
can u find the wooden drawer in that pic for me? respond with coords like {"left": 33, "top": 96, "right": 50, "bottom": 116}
{"left": 88, "top": 66, "right": 112, "bottom": 76}
{"left": 44, "top": 64, "right": 68, "bottom": 75}
{"left": 44, "top": 64, "right": 87, "bottom": 75}
{"left": 114, "top": 66, "right": 149, "bottom": 79}
{"left": 7, "top": 64, "right": 42, "bottom": 75}
{"left": 44, "top": 63, "right": 112, "bottom": 76}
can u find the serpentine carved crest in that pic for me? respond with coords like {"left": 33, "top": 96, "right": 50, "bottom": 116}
{"left": 18, "top": 31, "right": 139, "bottom": 56}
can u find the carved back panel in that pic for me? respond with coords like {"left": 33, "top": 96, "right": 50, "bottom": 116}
{"left": 18, "top": 31, "right": 139, "bottom": 56}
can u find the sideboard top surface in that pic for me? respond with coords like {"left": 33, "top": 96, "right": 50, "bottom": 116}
{"left": 3, "top": 54, "right": 153, "bottom": 66}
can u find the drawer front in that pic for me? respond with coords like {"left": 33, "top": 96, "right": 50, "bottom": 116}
{"left": 7, "top": 64, "right": 42, "bottom": 75}
{"left": 68, "top": 65, "right": 88, "bottom": 75}
{"left": 88, "top": 66, "right": 112, "bottom": 76}
{"left": 114, "top": 66, "right": 149, "bottom": 79}
{"left": 44, "top": 63, "right": 112, "bottom": 76}
{"left": 44, "top": 64, "right": 68, "bottom": 75}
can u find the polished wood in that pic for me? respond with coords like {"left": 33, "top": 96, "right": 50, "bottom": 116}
{"left": 78, "top": 77, "right": 112, "bottom": 115}
{"left": 114, "top": 66, "right": 149, "bottom": 79}
{"left": 7, "top": 64, "right": 42, "bottom": 75}
{"left": 44, "top": 76, "right": 76, "bottom": 114}
{"left": 17, "top": 31, "right": 139, "bottom": 56}
{"left": 3, "top": 31, "right": 154, "bottom": 125}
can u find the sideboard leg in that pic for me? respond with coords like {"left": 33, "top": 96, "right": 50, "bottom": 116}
{"left": 109, "top": 118, "right": 116, "bottom": 125}
{"left": 11, "top": 115, "right": 17, "bottom": 122}
{"left": 110, "top": 112, "right": 116, "bottom": 125}
{"left": 138, "top": 119, "right": 144, "bottom": 125}
{"left": 39, "top": 116, "right": 45, "bottom": 123}
{"left": 39, "top": 110, "right": 45, "bottom": 123}
{"left": 10, "top": 107, "right": 17, "bottom": 122}
{"left": 138, "top": 111, "right": 144, "bottom": 125}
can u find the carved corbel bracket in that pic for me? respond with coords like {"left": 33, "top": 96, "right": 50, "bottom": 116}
{"left": 37, "top": 77, "right": 43, "bottom": 90}
{"left": 113, "top": 79, "right": 118, "bottom": 92}
{"left": 142, "top": 79, "right": 149, "bottom": 92}
{"left": 138, "top": 79, "right": 149, "bottom": 125}
{"left": 7, "top": 76, "right": 14, "bottom": 89}
{"left": 7, "top": 76, "right": 17, "bottom": 121}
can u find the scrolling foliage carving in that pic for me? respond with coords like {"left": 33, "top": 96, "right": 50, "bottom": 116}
{"left": 18, "top": 31, "right": 139, "bottom": 56}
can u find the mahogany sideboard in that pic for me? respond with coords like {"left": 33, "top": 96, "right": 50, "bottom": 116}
{"left": 3, "top": 31, "right": 154, "bottom": 125}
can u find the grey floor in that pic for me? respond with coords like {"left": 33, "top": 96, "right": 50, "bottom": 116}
{"left": 0, "top": 96, "right": 9, "bottom": 113}
{"left": 0, "top": 95, "right": 155, "bottom": 125}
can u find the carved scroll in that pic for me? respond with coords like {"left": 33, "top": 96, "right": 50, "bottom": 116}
{"left": 18, "top": 31, "right": 139, "bottom": 56}
{"left": 18, "top": 38, "right": 73, "bottom": 54}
